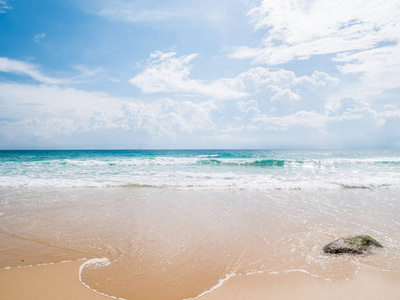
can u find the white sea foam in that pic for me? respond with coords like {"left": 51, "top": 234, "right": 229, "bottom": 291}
{"left": 78, "top": 258, "right": 127, "bottom": 300}
{"left": 184, "top": 272, "right": 237, "bottom": 300}
{"left": 1, "top": 150, "right": 400, "bottom": 190}
{"left": 285, "top": 269, "right": 319, "bottom": 278}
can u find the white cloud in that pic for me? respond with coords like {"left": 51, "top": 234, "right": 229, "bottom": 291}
{"left": 237, "top": 67, "right": 339, "bottom": 91}
{"left": 378, "top": 105, "right": 400, "bottom": 120}
{"left": 94, "top": 1, "right": 181, "bottom": 23}
{"left": 121, "top": 98, "right": 216, "bottom": 138}
{"left": 80, "top": 0, "right": 248, "bottom": 25}
{"left": 236, "top": 100, "right": 260, "bottom": 116}
{"left": 129, "top": 51, "right": 247, "bottom": 99}
{"left": 107, "top": 76, "right": 121, "bottom": 83}
{"left": 1, "top": 51, "right": 398, "bottom": 148}
{"left": 2, "top": 118, "right": 78, "bottom": 141}
{"left": 229, "top": 0, "right": 400, "bottom": 101}
{"left": 234, "top": 67, "right": 340, "bottom": 115}
{"left": 268, "top": 86, "right": 300, "bottom": 102}
{"left": 34, "top": 33, "right": 46, "bottom": 43}
{"left": 236, "top": 67, "right": 297, "bottom": 89}
{"left": 232, "top": 0, "right": 400, "bottom": 65}
{"left": 0, "top": 57, "right": 67, "bottom": 85}
{"left": 33, "top": 33, "right": 51, "bottom": 47}
{"left": 159, "top": 99, "right": 216, "bottom": 133}
{"left": 255, "top": 110, "right": 327, "bottom": 131}
{"left": 0, "top": 81, "right": 217, "bottom": 138}
{"left": 0, "top": 0, "right": 12, "bottom": 13}
{"left": 226, "top": 95, "right": 400, "bottom": 148}
{"left": 0, "top": 57, "right": 103, "bottom": 85}
{"left": 296, "top": 71, "right": 341, "bottom": 89}
{"left": 1, "top": 80, "right": 400, "bottom": 148}
{"left": 334, "top": 44, "right": 400, "bottom": 95}
{"left": 130, "top": 52, "right": 341, "bottom": 104}
{"left": 0, "top": 82, "right": 123, "bottom": 121}
{"left": 0, "top": 82, "right": 218, "bottom": 146}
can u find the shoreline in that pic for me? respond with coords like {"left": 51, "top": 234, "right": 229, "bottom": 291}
{"left": 1, "top": 227, "right": 399, "bottom": 300}
{"left": 0, "top": 259, "right": 108, "bottom": 300}
{"left": 1, "top": 259, "right": 400, "bottom": 300}
{"left": 1, "top": 187, "right": 400, "bottom": 299}
{"left": 201, "top": 264, "right": 400, "bottom": 300}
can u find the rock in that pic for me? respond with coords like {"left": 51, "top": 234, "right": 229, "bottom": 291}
{"left": 323, "top": 235, "right": 383, "bottom": 254}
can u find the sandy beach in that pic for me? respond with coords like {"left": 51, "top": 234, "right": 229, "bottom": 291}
{"left": 0, "top": 229, "right": 107, "bottom": 299}
{"left": 0, "top": 260, "right": 107, "bottom": 300}
{"left": 2, "top": 0, "right": 400, "bottom": 293}
{"left": 1, "top": 255, "right": 400, "bottom": 299}
{"left": 201, "top": 265, "right": 400, "bottom": 300}
{"left": 1, "top": 186, "right": 400, "bottom": 299}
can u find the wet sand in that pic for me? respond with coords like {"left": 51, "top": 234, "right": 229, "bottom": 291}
{"left": 0, "top": 260, "right": 107, "bottom": 300}
{"left": 1, "top": 257, "right": 399, "bottom": 300}
{"left": 0, "top": 229, "right": 107, "bottom": 299}
{"left": 1, "top": 187, "right": 400, "bottom": 299}
{"left": 201, "top": 266, "right": 400, "bottom": 300}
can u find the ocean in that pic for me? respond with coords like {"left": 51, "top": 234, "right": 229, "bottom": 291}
{"left": 1, "top": 149, "right": 400, "bottom": 189}
{"left": 1, "top": 149, "right": 400, "bottom": 299}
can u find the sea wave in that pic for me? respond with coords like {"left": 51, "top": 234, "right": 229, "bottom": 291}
{"left": 0, "top": 172, "right": 398, "bottom": 190}
{"left": 1, "top": 150, "right": 400, "bottom": 190}
{"left": 196, "top": 159, "right": 285, "bottom": 167}
{"left": 3, "top": 155, "right": 400, "bottom": 168}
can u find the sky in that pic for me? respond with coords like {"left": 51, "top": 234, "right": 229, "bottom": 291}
{"left": 0, "top": 0, "right": 400, "bottom": 149}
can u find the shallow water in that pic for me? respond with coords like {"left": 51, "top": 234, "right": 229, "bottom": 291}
{"left": 1, "top": 187, "right": 399, "bottom": 299}
{"left": 1, "top": 150, "right": 400, "bottom": 190}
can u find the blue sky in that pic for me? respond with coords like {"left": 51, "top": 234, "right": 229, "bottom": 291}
{"left": 1, "top": 0, "right": 400, "bottom": 149}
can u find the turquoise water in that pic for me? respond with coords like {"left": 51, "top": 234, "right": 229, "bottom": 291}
{"left": 0, "top": 149, "right": 400, "bottom": 189}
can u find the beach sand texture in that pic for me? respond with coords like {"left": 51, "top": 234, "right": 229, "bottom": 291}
{"left": 1, "top": 187, "right": 400, "bottom": 299}
{"left": 0, "top": 260, "right": 106, "bottom": 300}
{"left": 1, "top": 261, "right": 400, "bottom": 300}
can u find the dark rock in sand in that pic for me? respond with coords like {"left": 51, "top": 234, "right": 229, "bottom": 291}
{"left": 323, "top": 235, "right": 383, "bottom": 255}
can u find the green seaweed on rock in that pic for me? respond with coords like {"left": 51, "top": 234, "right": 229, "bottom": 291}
{"left": 323, "top": 235, "right": 383, "bottom": 255}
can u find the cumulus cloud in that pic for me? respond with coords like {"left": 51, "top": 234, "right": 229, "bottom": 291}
{"left": 236, "top": 67, "right": 340, "bottom": 115}
{"left": 129, "top": 51, "right": 247, "bottom": 99}
{"left": 122, "top": 99, "right": 216, "bottom": 137}
{"left": 0, "top": 82, "right": 218, "bottom": 146}
{"left": 225, "top": 95, "right": 400, "bottom": 148}
{"left": 1, "top": 50, "right": 399, "bottom": 148}
{"left": 236, "top": 67, "right": 340, "bottom": 91}
{"left": 130, "top": 51, "right": 341, "bottom": 105}
{"left": 229, "top": 0, "right": 400, "bottom": 100}
{"left": 268, "top": 86, "right": 300, "bottom": 102}
{"left": 128, "top": 50, "right": 345, "bottom": 136}
{"left": 1, "top": 79, "right": 400, "bottom": 148}
{"left": 255, "top": 110, "right": 327, "bottom": 131}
